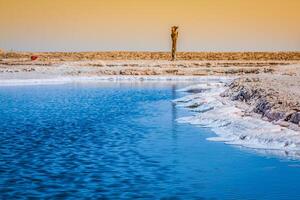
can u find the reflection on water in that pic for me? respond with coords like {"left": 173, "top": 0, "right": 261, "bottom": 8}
{"left": 0, "top": 82, "right": 300, "bottom": 200}
{"left": 171, "top": 84, "right": 178, "bottom": 139}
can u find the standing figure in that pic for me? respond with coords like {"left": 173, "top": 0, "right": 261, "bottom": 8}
{"left": 171, "top": 26, "right": 179, "bottom": 61}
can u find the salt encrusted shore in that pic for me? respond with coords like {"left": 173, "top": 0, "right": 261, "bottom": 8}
{"left": 174, "top": 78, "right": 300, "bottom": 159}
{"left": 0, "top": 75, "right": 230, "bottom": 86}
{"left": 221, "top": 64, "right": 300, "bottom": 131}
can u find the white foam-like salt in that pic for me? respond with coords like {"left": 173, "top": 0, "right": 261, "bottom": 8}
{"left": 175, "top": 78, "right": 300, "bottom": 159}
{"left": 0, "top": 76, "right": 232, "bottom": 86}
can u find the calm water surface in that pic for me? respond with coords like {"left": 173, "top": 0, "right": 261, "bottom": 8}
{"left": 1, "top": 82, "right": 300, "bottom": 200}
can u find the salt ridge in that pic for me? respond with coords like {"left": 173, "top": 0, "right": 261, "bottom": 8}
{"left": 174, "top": 78, "right": 300, "bottom": 159}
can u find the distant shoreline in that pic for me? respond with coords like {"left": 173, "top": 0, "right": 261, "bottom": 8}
{"left": 1, "top": 51, "right": 300, "bottom": 61}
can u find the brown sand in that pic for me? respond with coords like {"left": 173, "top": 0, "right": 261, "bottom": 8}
{"left": 1, "top": 51, "right": 300, "bottom": 61}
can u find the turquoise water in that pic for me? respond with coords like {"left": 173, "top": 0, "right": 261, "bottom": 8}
{"left": 1, "top": 82, "right": 300, "bottom": 199}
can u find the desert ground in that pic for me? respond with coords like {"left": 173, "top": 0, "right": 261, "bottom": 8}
{"left": 1, "top": 51, "right": 300, "bottom": 76}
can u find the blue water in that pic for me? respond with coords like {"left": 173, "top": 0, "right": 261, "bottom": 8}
{"left": 1, "top": 82, "right": 300, "bottom": 200}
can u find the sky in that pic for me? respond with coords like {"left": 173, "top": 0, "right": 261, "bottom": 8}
{"left": 0, "top": 0, "right": 299, "bottom": 52}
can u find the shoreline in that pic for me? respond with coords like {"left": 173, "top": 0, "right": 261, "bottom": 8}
{"left": 0, "top": 75, "right": 231, "bottom": 86}
{"left": 0, "top": 56, "right": 300, "bottom": 156}
{"left": 174, "top": 79, "right": 300, "bottom": 159}
{"left": 222, "top": 78, "right": 300, "bottom": 131}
